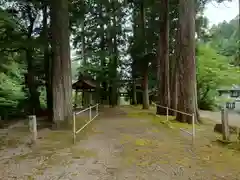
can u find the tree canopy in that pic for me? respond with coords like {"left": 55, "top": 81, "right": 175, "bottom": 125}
{"left": 0, "top": 0, "right": 239, "bottom": 124}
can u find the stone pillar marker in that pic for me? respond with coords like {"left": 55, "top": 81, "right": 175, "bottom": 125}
{"left": 29, "top": 115, "right": 37, "bottom": 144}
{"left": 221, "top": 108, "right": 230, "bottom": 141}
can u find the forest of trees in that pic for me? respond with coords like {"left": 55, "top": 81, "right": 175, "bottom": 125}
{"left": 0, "top": 0, "right": 239, "bottom": 127}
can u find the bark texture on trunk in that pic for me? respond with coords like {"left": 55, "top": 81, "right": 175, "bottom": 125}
{"left": 43, "top": 4, "right": 53, "bottom": 120}
{"left": 131, "top": 6, "right": 138, "bottom": 106}
{"left": 51, "top": 0, "right": 72, "bottom": 128}
{"left": 111, "top": 26, "right": 118, "bottom": 107}
{"left": 98, "top": 3, "right": 108, "bottom": 104}
{"left": 139, "top": 1, "right": 149, "bottom": 109}
{"left": 132, "top": 79, "right": 137, "bottom": 105}
{"left": 142, "top": 71, "right": 149, "bottom": 109}
{"left": 176, "top": 0, "right": 198, "bottom": 123}
{"left": 169, "top": 55, "right": 178, "bottom": 116}
{"left": 26, "top": 50, "right": 41, "bottom": 115}
{"left": 109, "top": 1, "right": 118, "bottom": 107}
{"left": 169, "top": 23, "right": 179, "bottom": 116}
{"left": 26, "top": 7, "right": 40, "bottom": 115}
{"left": 156, "top": 0, "right": 170, "bottom": 115}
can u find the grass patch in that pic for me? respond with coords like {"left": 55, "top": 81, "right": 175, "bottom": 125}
{"left": 3, "top": 113, "right": 99, "bottom": 170}
{"left": 126, "top": 111, "right": 155, "bottom": 119}
{"left": 121, "top": 131, "right": 240, "bottom": 177}
{"left": 12, "top": 127, "right": 98, "bottom": 176}
{"left": 124, "top": 105, "right": 195, "bottom": 131}
{"left": 121, "top": 135, "right": 179, "bottom": 168}
{"left": 213, "top": 138, "right": 240, "bottom": 151}
{"left": 0, "top": 128, "right": 29, "bottom": 150}
{"left": 119, "top": 106, "right": 240, "bottom": 177}
{"left": 126, "top": 106, "right": 218, "bottom": 137}
{"left": 120, "top": 134, "right": 134, "bottom": 144}
{"left": 135, "top": 138, "right": 151, "bottom": 146}
{"left": 12, "top": 115, "right": 98, "bottom": 164}
{"left": 75, "top": 116, "right": 90, "bottom": 130}
{"left": 0, "top": 137, "right": 21, "bottom": 149}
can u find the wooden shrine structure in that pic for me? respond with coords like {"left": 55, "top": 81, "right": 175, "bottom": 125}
{"left": 72, "top": 74, "right": 98, "bottom": 108}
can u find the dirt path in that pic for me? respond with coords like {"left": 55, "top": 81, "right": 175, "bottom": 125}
{"left": 1, "top": 107, "right": 240, "bottom": 179}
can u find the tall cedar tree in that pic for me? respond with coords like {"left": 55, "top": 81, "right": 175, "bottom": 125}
{"left": 131, "top": 3, "right": 139, "bottom": 106}
{"left": 176, "top": 0, "right": 198, "bottom": 123}
{"left": 110, "top": 0, "right": 118, "bottom": 107}
{"left": 25, "top": 4, "right": 41, "bottom": 115}
{"left": 169, "top": 2, "right": 179, "bottom": 116}
{"left": 42, "top": 2, "right": 53, "bottom": 119}
{"left": 50, "top": 0, "right": 72, "bottom": 127}
{"left": 156, "top": 0, "right": 170, "bottom": 115}
{"left": 139, "top": 1, "right": 150, "bottom": 109}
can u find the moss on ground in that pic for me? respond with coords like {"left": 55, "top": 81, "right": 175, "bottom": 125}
{"left": 120, "top": 131, "right": 240, "bottom": 178}
{"left": 0, "top": 137, "right": 21, "bottom": 149}
{"left": 119, "top": 106, "right": 240, "bottom": 178}
{"left": 0, "top": 126, "right": 30, "bottom": 150}
{"left": 2, "top": 106, "right": 240, "bottom": 179}
{"left": 10, "top": 115, "right": 98, "bottom": 170}
{"left": 9, "top": 116, "right": 98, "bottom": 179}
{"left": 123, "top": 105, "right": 192, "bottom": 128}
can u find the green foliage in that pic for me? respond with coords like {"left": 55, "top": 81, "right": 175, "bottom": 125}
{"left": 72, "top": 0, "right": 126, "bottom": 82}
{"left": 0, "top": 0, "right": 48, "bottom": 117}
{"left": 71, "top": 61, "right": 80, "bottom": 81}
{"left": 0, "top": 0, "right": 237, "bottom": 118}
{"left": 0, "top": 59, "right": 26, "bottom": 116}
{"left": 197, "top": 14, "right": 240, "bottom": 110}
{"left": 196, "top": 44, "right": 240, "bottom": 110}
{"left": 39, "top": 87, "right": 47, "bottom": 109}
{"left": 209, "top": 15, "right": 239, "bottom": 66}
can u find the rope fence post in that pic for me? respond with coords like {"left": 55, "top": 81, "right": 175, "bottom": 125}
{"left": 237, "top": 127, "right": 240, "bottom": 143}
{"left": 73, "top": 112, "right": 76, "bottom": 144}
{"left": 154, "top": 102, "right": 197, "bottom": 147}
{"left": 192, "top": 113, "right": 195, "bottom": 146}
{"left": 166, "top": 107, "right": 169, "bottom": 122}
{"left": 89, "top": 105, "right": 92, "bottom": 121}
{"left": 73, "top": 104, "right": 100, "bottom": 144}
{"left": 96, "top": 104, "right": 99, "bottom": 116}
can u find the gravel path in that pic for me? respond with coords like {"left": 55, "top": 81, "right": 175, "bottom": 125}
{"left": 1, "top": 107, "right": 240, "bottom": 180}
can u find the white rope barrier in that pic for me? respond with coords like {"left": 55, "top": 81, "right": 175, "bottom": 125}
{"left": 153, "top": 102, "right": 195, "bottom": 146}
{"left": 73, "top": 104, "right": 99, "bottom": 144}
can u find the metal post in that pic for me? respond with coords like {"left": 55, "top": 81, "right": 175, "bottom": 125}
{"left": 192, "top": 114, "right": 195, "bottom": 146}
{"left": 73, "top": 112, "right": 76, "bottom": 144}
{"left": 166, "top": 107, "right": 169, "bottom": 122}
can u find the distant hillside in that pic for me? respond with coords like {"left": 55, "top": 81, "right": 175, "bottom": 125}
{"left": 209, "top": 14, "right": 239, "bottom": 66}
